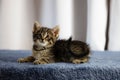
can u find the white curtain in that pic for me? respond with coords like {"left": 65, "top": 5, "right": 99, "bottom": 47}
{"left": 109, "top": 0, "right": 120, "bottom": 51}
{"left": 87, "top": 0, "right": 107, "bottom": 51}
{"left": 0, "top": 0, "right": 120, "bottom": 51}
{"left": 87, "top": 0, "right": 120, "bottom": 51}
{"left": 0, "top": 0, "right": 35, "bottom": 50}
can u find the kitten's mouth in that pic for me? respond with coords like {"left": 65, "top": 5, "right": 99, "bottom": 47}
{"left": 33, "top": 45, "right": 41, "bottom": 51}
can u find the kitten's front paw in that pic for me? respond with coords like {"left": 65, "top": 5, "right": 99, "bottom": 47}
{"left": 33, "top": 60, "right": 47, "bottom": 65}
{"left": 17, "top": 58, "right": 26, "bottom": 63}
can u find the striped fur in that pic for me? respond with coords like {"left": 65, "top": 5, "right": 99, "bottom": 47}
{"left": 17, "top": 21, "right": 59, "bottom": 64}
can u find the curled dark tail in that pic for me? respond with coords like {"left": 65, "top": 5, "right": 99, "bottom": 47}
{"left": 67, "top": 37, "right": 90, "bottom": 58}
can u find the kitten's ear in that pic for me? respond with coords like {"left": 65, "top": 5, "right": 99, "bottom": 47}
{"left": 67, "top": 37, "right": 72, "bottom": 48}
{"left": 52, "top": 25, "right": 60, "bottom": 37}
{"left": 33, "top": 21, "right": 41, "bottom": 33}
{"left": 68, "top": 37, "right": 72, "bottom": 42}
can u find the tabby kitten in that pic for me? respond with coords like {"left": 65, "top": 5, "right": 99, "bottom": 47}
{"left": 17, "top": 21, "right": 59, "bottom": 64}
{"left": 53, "top": 37, "right": 90, "bottom": 64}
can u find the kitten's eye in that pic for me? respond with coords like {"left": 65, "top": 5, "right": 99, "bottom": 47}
{"left": 36, "top": 35, "right": 41, "bottom": 39}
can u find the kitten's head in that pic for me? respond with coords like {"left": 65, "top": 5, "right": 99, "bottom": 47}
{"left": 33, "top": 21, "right": 59, "bottom": 48}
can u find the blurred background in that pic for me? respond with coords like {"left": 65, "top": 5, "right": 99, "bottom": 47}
{"left": 0, "top": 0, "right": 120, "bottom": 51}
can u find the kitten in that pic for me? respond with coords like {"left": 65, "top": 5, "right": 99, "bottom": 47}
{"left": 53, "top": 37, "right": 90, "bottom": 64}
{"left": 17, "top": 21, "right": 59, "bottom": 64}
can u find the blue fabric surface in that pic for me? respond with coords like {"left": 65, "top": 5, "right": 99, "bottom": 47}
{"left": 0, "top": 50, "right": 120, "bottom": 80}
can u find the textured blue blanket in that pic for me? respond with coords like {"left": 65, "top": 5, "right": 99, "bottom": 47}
{"left": 0, "top": 50, "right": 120, "bottom": 80}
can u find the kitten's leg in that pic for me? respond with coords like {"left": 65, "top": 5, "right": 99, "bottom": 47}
{"left": 33, "top": 57, "right": 50, "bottom": 64}
{"left": 17, "top": 56, "right": 35, "bottom": 63}
{"left": 33, "top": 56, "right": 55, "bottom": 64}
{"left": 72, "top": 57, "right": 89, "bottom": 64}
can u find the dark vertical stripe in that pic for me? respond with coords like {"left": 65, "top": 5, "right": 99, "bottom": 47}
{"left": 105, "top": 0, "right": 110, "bottom": 50}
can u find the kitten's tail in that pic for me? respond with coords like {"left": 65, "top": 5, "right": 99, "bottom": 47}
{"left": 70, "top": 44, "right": 90, "bottom": 58}
{"left": 67, "top": 37, "right": 90, "bottom": 58}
